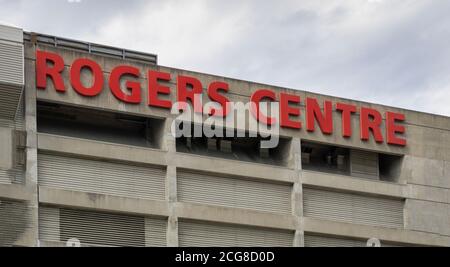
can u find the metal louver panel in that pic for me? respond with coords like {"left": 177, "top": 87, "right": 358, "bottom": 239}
{"left": 177, "top": 170, "right": 292, "bottom": 214}
{"left": 350, "top": 150, "right": 379, "bottom": 180}
{"left": 304, "top": 234, "right": 402, "bottom": 247}
{"left": 0, "top": 164, "right": 25, "bottom": 185}
{"left": 0, "top": 95, "right": 25, "bottom": 130}
{"left": 38, "top": 153, "right": 166, "bottom": 201}
{"left": 0, "top": 83, "right": 23, "bottom": 121}
{"left": 304, "top": 235, "right": 367, "bottom": 247}
{"left": 0, "top": 24, "right": 24, "bottom": 121}
{"left": 303, "top": 188, "right": 404, "bottom": 229}
{"left": 0, "top": 199, "right": 32, "bottom": 247}
{"left": 0, "top": 41, "right": 24, "bottom": 86}
{"left": 39, "top": 206, "right": 167, "bottom": 247}
{"left": 179, "top": 220, "right": 293, "bottom": 247}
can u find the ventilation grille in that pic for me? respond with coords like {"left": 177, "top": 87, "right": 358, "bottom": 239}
{"left": 38, "top": 153, "right": 166, "bottom": 201}
{"left": 179, "top": 220, "right": 293, "bottom": 247}
{"left": 0, "top": 42, "right": 23, "bottom": 85}
{"left": 0, "top": 83, "right": 24, "bottom": 121}
{"left": 303, "top": 188, "right": 404, "bottom": 229}
{"left": 39, "top": 207, "right": 167, "bottom": 247}
{"left": 304, "top": 234, "right": 402, "bottom": 247}
{"left": 0, "top": 199, "right": 32, "bottom": 247}
{"left": 178, "top": 170, "right": 292, "bottom": 214}
{"left": 304, "top": 235, "right": 368, "bottom": 247}
{"left": 0, "top": 164, "right": 25, "bottom": 185}
{"left": 350, "top": 150, "right": 379, "bottom": 180}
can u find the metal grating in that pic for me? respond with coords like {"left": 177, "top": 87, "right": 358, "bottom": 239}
{"left": 304, "top": 234, "right": 402, "bottom": 247}
{"left": 0, "top": 199, "right": 32, "bottom": 246}
{"left": 0, "top": 41, "right": 24, "bottom": 85}
{"left": 0, "top": 83, "right": 24, "bottom": 121}
{"left": 303, "top": 188, "right": 404, "bottom": 229}
{"left": 304, "top": 235, "right": 368, "bottom": 247}
{"left": 0, "top": 163, "right": 25, "bottom": 185}
{"left": 37, "top": 153, "right": 166, "bottom": 201}
{"left": 178, "top": 170, "right": 292, "bottom": 214}
{"left": 350, "top": 150, "right": 379, "bottom": 180}
{"left": 179, "top": 220, "right": 294, "bottom": 247}
{"left": 39, "top": 206, "right": 167, "bottom": 247}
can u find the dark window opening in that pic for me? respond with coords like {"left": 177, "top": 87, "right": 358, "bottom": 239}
{"left": 37, "top": 102, "right": 165, "bottom": 149}
{"left": 176, "top": 123, "right": 291, "bottom": 166}
{"left": 379, "top": 154, "right": 403, "bottom": 183}
{"left": 301, "top": 141, "right": 350, "bottom": 175}
{"left": 301, "top": 141, "right": 403, "bottom": 183}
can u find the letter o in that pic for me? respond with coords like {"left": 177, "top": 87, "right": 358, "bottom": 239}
{"left": 70, "top": 58, "right": 104, "bottom": 97}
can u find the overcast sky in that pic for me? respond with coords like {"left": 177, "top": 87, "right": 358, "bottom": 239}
{"left": 1, "top": 0, "right": 449, "bottom": 116}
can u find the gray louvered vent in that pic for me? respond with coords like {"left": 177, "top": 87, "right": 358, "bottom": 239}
{"left": 0, "top": 24, "right": 24, "bottom": 122}
{"left": 0, "top": 199, "right": 31, "bottom": 246}
{"left": 303, "top": 188, "right": 404, "bottom": 229}
{"left": 0, "top": 42, "right": 23, "bottom": 85}
{"left": 38, "top": 153, "right": 166, "bottom": 201}
{"left": 0, "top": 163, "right": 25, "bottom": 185}
{"left": 304, "top": 235, "right": 368, "bottom": 247}
{"left": 304, "top": 234, "right": 402, "bottom": 247}
{"left": 0, "top": 94, "right": 25, "bottom": 130}
{"left": 0, "top": 83, "right": 24, "bottom": 121}
{"left": 350, "top": 150, "right": 379, "bottom": 180}
{"left": 39, "top": 207, "right": 167, "bottom": 247}
{"left": 179, "top": 220, "right": 293, "bottom": 247}
{"left": 178, "top": 170, "right": 292, "bottom": 214}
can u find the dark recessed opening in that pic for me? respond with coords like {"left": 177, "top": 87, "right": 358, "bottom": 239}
{"left": 176, "top": 122, "right": 291, "bottom": 166}
{"left": 37, "top": 102, "right": 165, "bottom": 149}
{"left": 379, "top": 154, "right": 403, "bottom": 183}
{"left": 301, "top": 141, "right": 350, "bottom": 175}
{"left": 302, "top": 140, "right": 403, "bottom": 183}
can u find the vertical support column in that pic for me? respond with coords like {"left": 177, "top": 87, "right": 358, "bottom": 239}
{"left": 290, "top": 137, "right": 304, "bottom": 247}
{"left": 164, "top": 118, "right": 179, "bottom": 247}
{"left": 24, "top": 46, "right": 39, "bottom": 246}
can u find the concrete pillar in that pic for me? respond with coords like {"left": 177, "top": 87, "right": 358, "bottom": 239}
{"left": 291, "top": 137, "right": 304, "bottom": 247}
{"left": 23, "top": 53, "right": 39, "bottom": 246}
{"left": 164, "top": 118, "right": 179, "bottom": 247}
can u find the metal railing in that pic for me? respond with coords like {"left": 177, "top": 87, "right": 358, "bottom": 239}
{"left": 23, "top": 32, "right": 157, "bottom": 65}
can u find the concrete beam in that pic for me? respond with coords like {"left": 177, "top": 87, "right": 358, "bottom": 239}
{"left": 37, "top": 133, "right": 168, "bottom": 166}
{"left": 174, "top": 153, "right": 296, "bottom": 184}
{"left": 302, "top": 170, "right": 407, "bottom": 199}
{"left": 0, "top": 184, "right": 33, "bottom": 201}
{"left": 174, "top": 202, "right": 299, "bottom": 231}
{"left": 39, "top": 187, "right": 170, "bottom": 218}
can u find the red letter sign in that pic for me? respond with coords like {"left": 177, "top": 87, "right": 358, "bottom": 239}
{"left": 207, "top": 82, "right": 230, "bottom": 117}
{"left": 280, "top": 93, "right": 301, "bottom": 129}
{"left": 148, "top": 71, "right": 172, "bottom": 109}
{"left": 177, "top": 75, "right": 203, "bottom": 113}
{"left": 360, "top": 107, "right": 384, "bottom": 143}
{"left": 386, "top": 112, "right": 406, "bottom": 146}
{"left": 36, "top": 50, "right": 66, "bottom": 92}
{"left": 109, "top": 66, "right": 141, "bottom": 104}
{"left": 70, "top": 58, "right": 104, "bottom": 97}
{"left": 306, "top": 98, "right": 333, "bottom": 134}
{"left": 336, "top": 103, "right": 357, "bottom": 138}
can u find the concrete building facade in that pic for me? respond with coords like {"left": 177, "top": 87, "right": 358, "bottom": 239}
{"left": 0, "top": 23, "right": 449, "bottom": 247}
